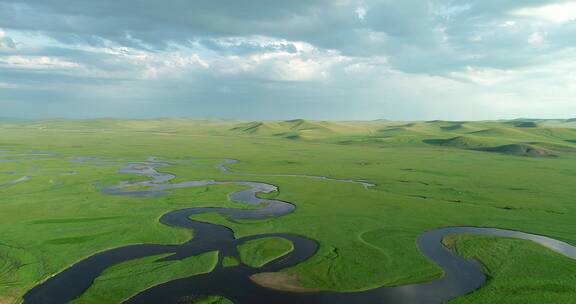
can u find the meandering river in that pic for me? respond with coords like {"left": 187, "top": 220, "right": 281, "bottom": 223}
{"left": 22, "top": 157, "right": 576, "bottom": 304}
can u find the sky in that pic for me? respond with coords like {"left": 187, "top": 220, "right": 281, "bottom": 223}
{"left": 0, "top": 0, "right": 575, "bottom": 120}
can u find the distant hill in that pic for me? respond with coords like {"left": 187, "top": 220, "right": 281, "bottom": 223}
{"left": 480, "top": 144, "right": 554, "bottom": 157}
{"left": 228, "top": 119, "right": 379, "bottom": 140}
{"left": 426, "top": 136, "right": 498, "bottom": 148}
{"left": 2, "top": 118, "right": 576, "bottom": 157}
{"left": 514, "top": 121, "right": 539, "bottom": 128}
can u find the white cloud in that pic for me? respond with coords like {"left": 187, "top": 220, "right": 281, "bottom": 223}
{"left": 343, "top": 56, "right": 388, "bottom": 74}
{"left": 355, "top": 3, "right": 367, "bottom": 20}
{"left": 498, "top": 20, "right": 519, "bottom": 33}
{"left": 0, "top": 28, "right": 17, "bottom": 50}
{"left": 96, "top": 46, "right": 210, "bottom": 80}
{"left": 0, "top": 82, "right": 18, "bottom": 89}
{"left": 528, "top": 31, "right": 546, "bottom": 45}
{"left": 432, "top": 3, "right": 471, "bottom": 19}
{"left": 74, "top": 38, "right": 337, "bottom": 82}
{"left": 500, "top": 20, "right": 517, "bottom": 28}
{"left": 270, "top": 57, "right": 326, "bottom": 81}
{"left": 2, "top": 1, "right": 576, "bottom": 120}
{"left": 0, "top": 55, "right": 81, "bottom": 69}
{"left": 568, "top": 73, "right": 576, "bottom": 90}
{"left": 512, "top": 2, "right": 576, "bottom": 23}
{"left": 212, "top": 48, "right": 345, "bottom": 82}
{"left": 449, "top": 66, "right": 517, "bottom": 86}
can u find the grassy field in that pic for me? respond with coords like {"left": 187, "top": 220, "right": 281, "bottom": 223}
{"left": 444, "top": 235, "right": 576, "bottom": 303}
{"left": 1, "top": 118, "right": 576, "bottom": 303}
{"left": 237, "top": 237, "right": 294, "bottom": 268}
{"left": 73, "top": 252, "right": 219, "bottom": 303}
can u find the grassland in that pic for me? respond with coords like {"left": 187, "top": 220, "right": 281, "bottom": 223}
{"left": 73, "top": 252, "right": 219, "bottom": 303}
{"left": 237, "top": 237, "right": 294, "bottom": 268}
{"left": 1, "top": 118, "right": 576, "bottom": 303}
{"left": 444, "top": 235, "right": 576, "bottom": 303}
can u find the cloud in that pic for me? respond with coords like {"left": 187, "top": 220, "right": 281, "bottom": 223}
{"left": 355, "top": 2, "right": 367, "bottom": 21}
{"left": 0, "top": 81, "right": 18, "bottom": 88}
{"left": 512, "top": 1, "right": 576, "bottom": 23}
{"left": 0, "top": 28, "right": 16, "bottom": 49}
{"left": 197, "top": 36, "right": 299, "bottom": 55}
{"left": 0, "top": 0, "right": 575, "bottom": 120}
{"left": 528, "top": 31, "right": 546, "bottom": 45}
{"left": 0, "top": 55, "right": 81, "bottom": 69}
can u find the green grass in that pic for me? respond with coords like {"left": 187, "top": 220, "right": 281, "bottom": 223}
{"left": 444, "top": 235, "right": 576, "bottom": 303}
{"left": 73, "top": 251, "right": 219, "bottom": 303}
{"left": 194, "top": 296, "right": 234, "bottom": 304}
{"left": 237, "top": 237, "right": 294, "bottom": 268}
{"left": 0, "top": 118, "right": 575, "bottom": 302}
{"left": 222, "top": 256, "right": 240, "bottom": 267}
